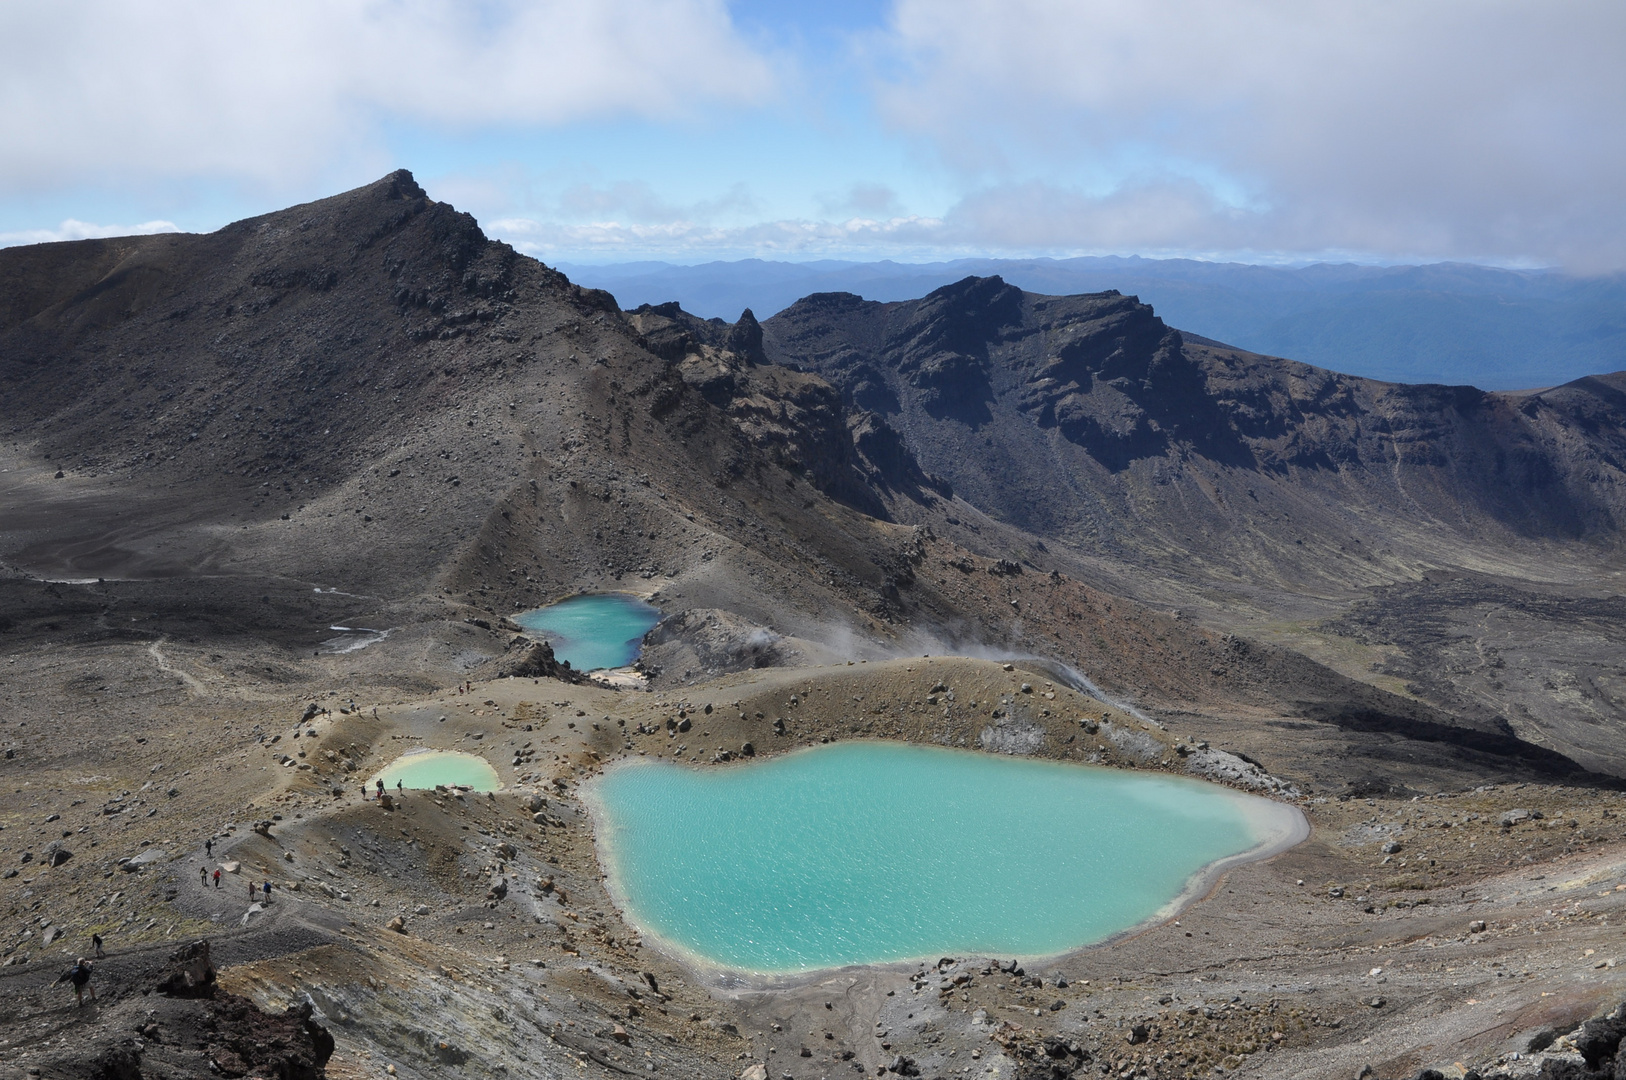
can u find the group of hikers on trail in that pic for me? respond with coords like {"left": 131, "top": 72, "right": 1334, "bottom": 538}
{"left": 199, "top": 864, "right": 272, "bottom": 899}
{"left": 365, "top": 777, "right": 404, "bottom": 800}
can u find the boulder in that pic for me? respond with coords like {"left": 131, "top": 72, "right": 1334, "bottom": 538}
{"left": 155, "top": 940, "right": 217, "bottom": 998}
{"left": 1573, "top": 1011, "right": 1626, "bottom": 1069}
{"left": 386, "top": 916, "right": 406, "bottom": 934}
{"left": 741, "top": 1066, "right": 768, "bottom": 1080}
{"left": 1380, "top": 840, "right": 1403, "bottom": 854}
{"left": 1501, "top": 809, "right": 1533, "bottom": 826}
{"left": 495, "top": 842, "right": 516, "bottom": 860}
{"left": 123, "top": 848, "right": 168, "bottom": 871}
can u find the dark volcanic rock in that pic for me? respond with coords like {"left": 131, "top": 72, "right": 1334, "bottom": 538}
{"left": 501, "top": 636, "right": 584, "bottom": 682}
{"left": 762, "top": 275, "right": 1626, "bottom": 548}
{"left": 155, "top": 939, "right": 216, "bottom": 998}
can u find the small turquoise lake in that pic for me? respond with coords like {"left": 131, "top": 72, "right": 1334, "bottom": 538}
{"left": 514, "top": 593, "right": 661, "bottom": 671}
{"left": 587, "top": 742, "right": 1302, "bottom": 975}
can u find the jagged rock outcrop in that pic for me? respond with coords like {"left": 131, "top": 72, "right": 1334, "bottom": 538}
{"left": 628, "top": 302, "right": 949, "bottom": 518}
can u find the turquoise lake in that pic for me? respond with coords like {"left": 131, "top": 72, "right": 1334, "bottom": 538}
{"left": 514, "top": 593, "right": 661, "bottom": 671}
{"left": 587, "top": 742, "right": 1301, "bottom": 975}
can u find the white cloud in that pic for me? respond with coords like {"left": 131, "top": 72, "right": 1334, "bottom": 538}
{"left": 0, "top": 219, "right": 180, "bottom": 247}
{"left": 873, "top": 0, "right": 1626, "bottom": 269}
{"left": 0, "top": 1, "right": 776, "bottom": 193}
{"left": 490, "top": 213, "right": 955, "bottom": 261}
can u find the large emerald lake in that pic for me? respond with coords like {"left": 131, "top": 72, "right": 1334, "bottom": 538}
{"left": 586, "top": 742, "right": 1304, "bottom": 976}
{"left": 514, "top": 593, "right": 661, "bottom": 671}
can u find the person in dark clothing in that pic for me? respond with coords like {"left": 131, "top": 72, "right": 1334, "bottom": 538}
{"left": 263, "top": 880, "right": 272, "bottom": 902}
{"left": 57, "top": 958, "right": 95, "bottom": 1006}
{"left": 91, "top": 933, "right": 104, "bottom": 958}
{"left": 205, "top": 838, "right": 213, "bottom": 857}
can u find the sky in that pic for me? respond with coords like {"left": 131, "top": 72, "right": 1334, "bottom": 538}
{"left": 1, "top": 1, "right": 1623, "bottom": 270}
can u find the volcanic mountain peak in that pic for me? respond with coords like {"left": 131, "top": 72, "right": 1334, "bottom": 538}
{"left": 8, "top": 173, "right": 1626, "bottom": 1080}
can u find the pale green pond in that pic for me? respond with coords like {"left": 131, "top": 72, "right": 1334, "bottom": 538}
{"left": 373, "top": 750, "right": 501, "bottom": 791}
{"left": 586, "top": 742, "right": 1302, "bottom": 975}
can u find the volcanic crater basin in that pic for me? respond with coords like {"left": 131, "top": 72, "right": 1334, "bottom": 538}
{"left": 514, "top": 592, "right": 662, "bottom": 672}
{"left": 585, "top": 741, "right": 1307, "bottom": 977}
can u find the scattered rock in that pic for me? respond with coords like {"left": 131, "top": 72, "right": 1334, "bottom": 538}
{"left": 1501, "top": 809, "right": 1533, "bottom": 826}
{"left": 386, "top": 916, "right": 406, "bottom": 934}
{"left": 1469, "top": 919, "right": 1487, "bottom": 934}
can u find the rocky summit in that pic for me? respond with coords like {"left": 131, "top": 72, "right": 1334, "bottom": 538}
{"left": 3, "top": 172, "right": 1626, "bottom": 1080}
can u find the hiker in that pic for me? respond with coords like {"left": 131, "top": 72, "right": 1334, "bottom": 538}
{"left": 213, "top": 868, "right": 221, "bottom": 889}
{"left": 200, "top": 866, "right": 208, "bottom": 887}
{"left": 249, "top": 879, "right": 257, "bottom": 902}
{"left": 91, "top": 933, "right": 104, "bottom": 959}
{"left": 57, "top": 958, "right": 95, "bottom": 1006}
{"left": 205, "top": 838, "right": 213, "bottom": 857}
{"left": 375, "top": 779, "right": 385, "bottom": 800}
{"left": 263, "top": 880, "right": 272, "bottom": 903}
{"left": 396, "top": 779, "right": 403, "bottom": 795}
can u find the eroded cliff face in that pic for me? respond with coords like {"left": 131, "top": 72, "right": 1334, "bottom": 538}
{"left": 762, "top": 275, "right": 1626, "bottom": 559}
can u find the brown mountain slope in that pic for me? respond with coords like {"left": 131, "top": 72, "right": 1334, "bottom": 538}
{"left": 0, "top": 172, "right": 1613, "bottom": 789}
{"left": 758, "top": 277, "right": 1626, "bottom": 773}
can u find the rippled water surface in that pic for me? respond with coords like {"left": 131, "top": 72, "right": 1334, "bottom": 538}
{"left": 587, "top": 742, "right": 1299, "bottom": 974}
{"left": 514, "top": 593, "right": 660, "bottom": 671}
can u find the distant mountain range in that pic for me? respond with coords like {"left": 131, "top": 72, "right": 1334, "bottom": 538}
{"left": 557, "top": 256, "right": 1626, "bottom": 391}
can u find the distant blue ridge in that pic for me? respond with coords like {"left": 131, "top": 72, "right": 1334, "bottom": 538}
{"left": 556, "top": 257, "right": 1626, "bottom": 392}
